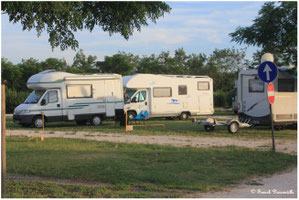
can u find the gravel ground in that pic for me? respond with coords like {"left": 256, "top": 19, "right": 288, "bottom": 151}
{"left": 7, "top": 129, "right": 297, "bottom": 154}
{"left": 195, "top": 167, "right": 297, "bottom": 198}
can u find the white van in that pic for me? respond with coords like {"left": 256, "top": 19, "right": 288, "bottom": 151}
{"left": 236, "top": 68, "right": 297, "bottom": 126}
{"left": 123, "top": 74, "right": 214, "bottom": 120}
{"left": 13, "top": 70, "right": 124, "bottom": 128}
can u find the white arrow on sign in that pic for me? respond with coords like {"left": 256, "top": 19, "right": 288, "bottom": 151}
{"left": 263, "top": 64, "right": 272, "bottom": 81}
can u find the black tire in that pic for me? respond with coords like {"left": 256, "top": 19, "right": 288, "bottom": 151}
{"left": 33, "top": 116, "right": 44, "bottom": 128}
{"left": 127, "top": 111, "right": 136, "bottom": 120}
{"left": 228, "top": 122, "right": 239, "bottom": 134}
{"left": 91, "top": 115, "right": 102, "bottom": 126}
{"left": 76, "top": 120, "right": 87, "bottom": 126}
{"left": 204, "top": 125, "right": 215, "bottom": 132}
{"left": 179, "top": 112, "right": 189, "bottom": 120}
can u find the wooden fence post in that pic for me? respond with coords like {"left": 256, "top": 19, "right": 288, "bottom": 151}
{"left": 1, "top": 82, "right": 6, "bottom": 197}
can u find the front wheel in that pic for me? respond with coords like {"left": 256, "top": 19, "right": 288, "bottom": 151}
{"left": 91, "top": 115, "right": 102, "bottom": 126}
{"left": 227, "top": 122, "right": 239, "bottom": 134}
{"left": 33, "top": 116, "right": 44, "bottom": 128}
{"left": 127, "top": 111, "right": 136, "bottom": 120}
{"left": 179, "top": 112, "right": 189, "bottom": 120}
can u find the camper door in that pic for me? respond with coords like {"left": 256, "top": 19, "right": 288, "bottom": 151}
{"left": 40, "top": 89, "right": 63, "bottom": 121}
{"left": 241, "top": 75, "right": 269, "bottom": 117}
{"left": 197, "top": 81, "right": 213, "bottom": 113}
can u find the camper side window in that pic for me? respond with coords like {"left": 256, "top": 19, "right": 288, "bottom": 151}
{"left": 153, "top": 87, "right": 172, "bottom": 97}
{"left": 48, "top": 91, "right": 58, "bottom": 103}
{"left": 42, "top": 91, "right": 58, "bottom": 105}
{"left": 278, "top": 79, "right": 295, "bottom": 92}
{"left": 67, "top": 85, "right": 92, "bottom": 98}
{"left": 198, "top": 82, "right": 209, "bottom": 90}
{"left": 179, "top": 85, "right": 187, "bottom": 95}
{"left": 134, "top": 91, "right": 146, "bottom": 102}
{"left": 249, "top": 79, "right": 264, "bottom": 93}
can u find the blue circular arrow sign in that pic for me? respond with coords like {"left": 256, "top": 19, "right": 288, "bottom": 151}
{"left": 258, "top": 61, "right": 278, "bottom": 83}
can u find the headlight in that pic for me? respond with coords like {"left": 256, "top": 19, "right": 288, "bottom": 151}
{"left": 14, "top": 109, "right": 29, "bottom": 115}
{"left": 20, "top": 110, "right": 30, "bottom": 114}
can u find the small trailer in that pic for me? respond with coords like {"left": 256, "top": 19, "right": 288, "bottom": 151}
{"left": 192, "top": 117, "right": 251, "bottom": 133}
{"left": 194, "top": 53, "right": 297, "bottom": 133}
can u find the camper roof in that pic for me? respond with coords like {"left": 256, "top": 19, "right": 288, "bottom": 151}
{"left": 239, "top": 68, "right": 297, "bottom": 79}
{"left": 27, "top": 70, "right": 122, "bottom": 89}
{"left": 123, "top": 73, "right": 211, "bottom": 88}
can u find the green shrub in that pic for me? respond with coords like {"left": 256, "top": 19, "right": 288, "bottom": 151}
{"left": 5, "top": 88, "right": 30, "bottom": 114}
{"left": 214, "top": 90, "right": 236, "bottom": 107}
{"left": 214, "top": 90, "right": 226, "bottom": 107}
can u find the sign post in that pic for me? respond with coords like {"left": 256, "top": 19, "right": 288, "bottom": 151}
{"left": 258, "top": 61, "right": 277, "bottom": 152}
{"left": 268, "top": 83, "right": 275, "bottom": 152}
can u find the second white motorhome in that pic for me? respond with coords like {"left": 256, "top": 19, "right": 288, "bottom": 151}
{"left": 13, "top": 70, "right": 124, "bottom": 128}
{"left": 236, "top": 68, "right": 297, "bottom": 126}
{"left": 123, "top": 74, "right": 214, "bottom": 120}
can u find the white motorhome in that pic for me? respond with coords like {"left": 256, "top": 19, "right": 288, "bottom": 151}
{"left": 13, "top": 70, "right": 124, "bottom": 128}
{"left": 236, "top": 68, "right": 297, "bottom": 126}
{"left": 123, "top": 74, "right": 214, "bottom": 120}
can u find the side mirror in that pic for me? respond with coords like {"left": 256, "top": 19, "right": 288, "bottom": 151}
{"left": 41, "top": 99, "right": 46, "bottom": 106}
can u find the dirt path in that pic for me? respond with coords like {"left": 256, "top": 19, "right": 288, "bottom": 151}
{"left": 7, "top": 129, "right": 297, "bottom": 154}
{"left": 192, "top": 167, "right": 297, "bottom": 198}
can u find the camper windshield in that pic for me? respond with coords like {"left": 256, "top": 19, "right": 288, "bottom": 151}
{"left": 24, "top": 90, "right": 46, "bottom": 104}
{"left": 125, "top": 89, "right": 137, "bottom": 102}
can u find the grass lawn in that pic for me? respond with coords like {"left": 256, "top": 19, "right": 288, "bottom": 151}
{"left": 6, "top": 116, "right": 297, "bottom": 140}
{"left": 6, "top": 137, "right": 297, "bottom": 198}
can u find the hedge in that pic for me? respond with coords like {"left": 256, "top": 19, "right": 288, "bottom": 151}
{"left": 214, "top": 90, "right": 235, "bottom": 107}
{"left": 5, "top": 89, "right": 30, "bottom": 114}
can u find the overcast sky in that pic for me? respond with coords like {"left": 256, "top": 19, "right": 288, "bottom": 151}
{"left": 1, "top": 1, "right": 265, "bottom": 64}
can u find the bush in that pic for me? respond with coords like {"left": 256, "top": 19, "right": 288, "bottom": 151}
{"left": 5, "top": 88, "right": 30, "bottom": 114}
{"left": 214, "top": 90, "right": 235, "bottom": 107}
{"left": 214, "top": 90, "right": 226, "bottom": 107}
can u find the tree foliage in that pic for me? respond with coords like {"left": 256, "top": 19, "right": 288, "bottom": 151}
{"left": 70, "top": 49, "right": 97, "bottom": 73}
{"left": 96, "top": 53, "right": 135, "bottom": 76}
{"left": 2, "top": 2, "right": 171, "bottom": 50}
{"left": 2, "top": 47, "right": 249, "bottom": 111}
{"left": 230, "top": 2, "right": 297, "bottom": 66}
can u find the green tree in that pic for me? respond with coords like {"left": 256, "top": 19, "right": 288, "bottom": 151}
{"left": 40, "top": 58, "right": 66, "bottom": 71}
{"left": 137, "top": 54, "right": 165, "bottom": 74}
{"left": 206, "top": 48, "right": 247, "bottom": 92}
{"left": 173, "top": 48, "right": 188, "bottom": 74}
{"left": 2, "top": 2, "right": 171, "bottom": 51}
{"left": 185, "top": 53, "right": 207, "bottom": 75}
{"left": 96, "top": 53, "right": 134, "bottom": 75}
{"left": 1, "top": 58, "right": 22, "bottom": 90}
{"left": 18, "top": 58, "right": 43, "bottom": 91}
{"left": 230, "top": 2, "right": 297, "bottom": 66}
{"left": 70, "top": 49, "right": 97, "bottom": 73}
